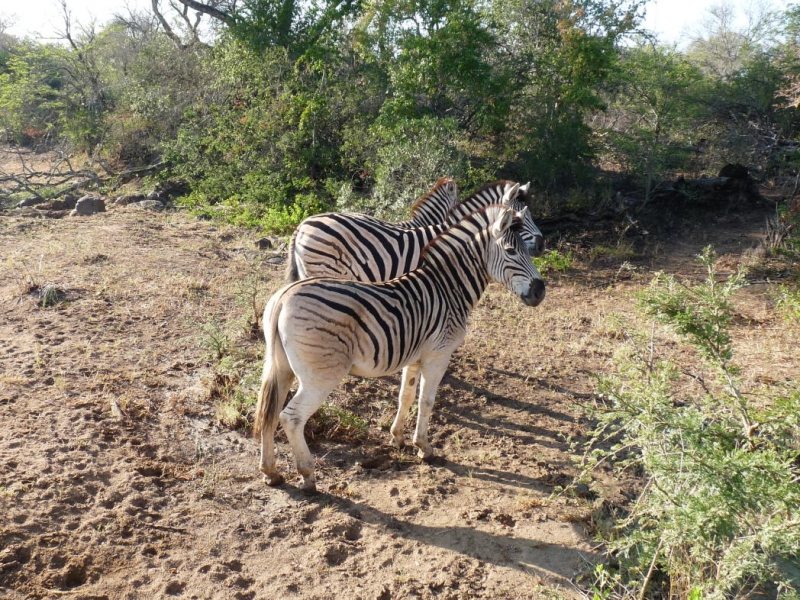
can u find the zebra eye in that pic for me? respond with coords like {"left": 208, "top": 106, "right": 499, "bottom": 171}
{"left": 505, "top": 246, "right": 518, "bottom": 256}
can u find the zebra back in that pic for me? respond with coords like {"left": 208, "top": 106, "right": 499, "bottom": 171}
{"left": 286, "top": 212, "right": 447, "bottom": 282}
{"left": 448, "top": 180, "right": 545, "bottom": 256}
{"left": 285, "top": 178, "right": 457, "bottom": 283}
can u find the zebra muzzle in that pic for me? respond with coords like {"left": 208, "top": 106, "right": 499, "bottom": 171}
{"left": 522, "top": 278, "right": 546, "bottom": 307}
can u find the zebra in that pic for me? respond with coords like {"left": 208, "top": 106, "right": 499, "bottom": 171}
{"left": 389, "top": 176, "right": 460, "bottom": 228}
{"left": 285, "top": 179, "right": 545, "bottom": 283}
{"left": 449, "top": 180, "right": 544, "bottom": 256}
{"left": 254, "top": 195, "right": 545, "bottom": 492}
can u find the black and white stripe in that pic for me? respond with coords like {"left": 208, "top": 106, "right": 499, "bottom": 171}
{"left": 254, "top": 204, "right": 545, "bottom": 492}
{"left": 285, "top": 180, "right": 545, "bottom": 284}
{"left": 284, "top": 177, "right": 458, "bottom": 282}
{"left": 450, "top": 181, "right": 544, "bottom": 256}
{"left": 398, "top": 176, "right": 460, "bottom": 228}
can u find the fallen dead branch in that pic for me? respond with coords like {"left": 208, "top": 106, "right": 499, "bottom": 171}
{"left": 0, "top": 145, "right": 165, "bottom": 206}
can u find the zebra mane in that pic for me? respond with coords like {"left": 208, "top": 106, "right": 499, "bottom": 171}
{"left": 443, "top": 180, "right": 528, "bottom": 226}
{"left": 419, "top": 204, "right": 507, "bottom": 260}
{"left": 456, "top": 180, "right": 532, "bottom": 210}
{"left": 410, "top": 177, "right": 457, "bottom": 218}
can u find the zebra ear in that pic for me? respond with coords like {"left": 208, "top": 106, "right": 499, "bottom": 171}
{"left": 446, "top": 180, "right": 458, "bottom": 198}
{"left": 491, "top": 207, "right": 516, "bottom": 237}
{"left": 512, "top": 206, "right": 529, "bottom": 225}
{"left": 502, "top": 182, "right": 521, "bottom": 203}
{"left": 520, "top": 182, "right": 531, "bottom": 194}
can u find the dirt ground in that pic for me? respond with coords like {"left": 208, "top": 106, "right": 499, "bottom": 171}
{"left": 1, "top": 168, "right": 797, "bottom": 599}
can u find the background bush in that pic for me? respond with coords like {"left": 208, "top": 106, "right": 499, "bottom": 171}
{"left": 582, "top": 248, "right": 800, "bottom": 599}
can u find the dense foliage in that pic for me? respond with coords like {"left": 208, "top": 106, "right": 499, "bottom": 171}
{"left": 2, "top": 1, "right": 800, "bottom": 225}
{"left": 583, "top": 249, "right": 800, "bottom": 599}
{"left": 6, "top": 0, "right": 799, "bottom": 228}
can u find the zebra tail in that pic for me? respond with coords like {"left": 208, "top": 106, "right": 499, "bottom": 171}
{"left": 253, "top": 295, "right": 286, "bottom": 436}
{"left": 284, "top": 228, "right": 300, "bottom": 283}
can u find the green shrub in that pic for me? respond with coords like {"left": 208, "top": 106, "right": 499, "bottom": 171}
{"left": 163, "top": 40, "right": 342, "bottom": 231}
{"left": 774, "top": 284, "right": 800, "bottom": 323}
{"left": 336, "top": 116, "right": 470, "bottom": 221}
{"left": 534, "top": 249, "right": 574, "bottom": 275}
{"left": 581, "top": 247, "right": 800, "bottom": 599}
{"left": 307, "top": 403, "right": 369, "bottom": 444}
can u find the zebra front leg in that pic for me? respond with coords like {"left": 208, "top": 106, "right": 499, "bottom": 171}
{"left": 390, "top": 363, "right": 421, "bottom": 449}
{"left": 412, "top": 357, "right": 450, "bottom": 460}
{"left": 279, "top": 382, "right": 334, "bottom": 493}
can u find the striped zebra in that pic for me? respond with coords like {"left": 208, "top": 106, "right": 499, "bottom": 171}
{"left": 389, "top": 176, "right": 460, "bottom": 228}
{"left": 285, "top": 179, "right": 545, "bottom": 283}
{"left": 254, "top": 198, "right": 545, "bottom": 492}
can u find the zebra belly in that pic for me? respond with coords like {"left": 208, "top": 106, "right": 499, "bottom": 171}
{"left": 347, "top": 352, "right": 422, "bottom": 379}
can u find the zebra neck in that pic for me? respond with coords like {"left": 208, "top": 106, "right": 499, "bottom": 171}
{"left": 406, "top": 205, "right": 452, "bottom": 228}
{"left": 420, "top": 234, "right": 490, "bottom": 310}
{"left": 447, "top": 186, "right": 504, "bottom": 224}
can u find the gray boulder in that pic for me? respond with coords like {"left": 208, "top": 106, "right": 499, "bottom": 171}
{"left": 133, "top": 199, "right": 165, "bottom": 211}
{"left": 69, "top": 195, "right": 106, "bottom": 217}
{"left": 114, "top": 193, "right": 147, "bottom": 206}
{"left": 16, "top": 196, "right": 45, "bottom": 208}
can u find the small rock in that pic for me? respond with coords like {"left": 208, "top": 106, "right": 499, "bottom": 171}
{"left": 147, "top": 190, "right": 163, "bottom": 200}
{"left": 133, "top": 199, "right": 165, "bottom": 211}
{"left": 719, "top": 163, "right": 749, "bottom": 179}
{"left": 256, "top": 237, "right": 273, "bottom": 250}
{"left": 69, "top": 195, "right": 106, "bottom": 217}
{"left": 114, "top": 193, "right": 146, "bottom": 206}
{"left": 38, "top": 194, "right": 77, "bottom": 211}
{"left": 39, "top": 199, "right": 67, "bottom": 210}
{"left": 62, "top": 193, "right": 78, "bottom": 209}
{"left": 16, "top": 196, "right": 45, "bottom": 208}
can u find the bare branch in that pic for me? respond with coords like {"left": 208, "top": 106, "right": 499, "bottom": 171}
{"left": 172, "top": 0, "right": 235, "bottom": 26}
{"left": 152, "top": 0, "right": 185, "bottom": 46}
{"left": 171, "top": 0, "right": 202, "bottom": 45}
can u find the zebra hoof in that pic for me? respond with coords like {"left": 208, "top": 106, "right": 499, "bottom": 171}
{"left": 299, "top": 480, "right": 318, "bottom": 495}
{"left": 263, "top": 473, "right": 285, "bottom": 487}
{"left": 416, "top": 446, "right": 434, "bottom": 460}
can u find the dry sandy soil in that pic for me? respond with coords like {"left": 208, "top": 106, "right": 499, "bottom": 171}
{"left": 1, "top": 166, "right": 798, "bottom": 599}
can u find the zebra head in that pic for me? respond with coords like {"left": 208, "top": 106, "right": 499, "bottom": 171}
{"left": 487, "top": 202, "right": 546, "bottom": 307}
{"left": 506, "top": 181, "right": 546, "bottom": 258}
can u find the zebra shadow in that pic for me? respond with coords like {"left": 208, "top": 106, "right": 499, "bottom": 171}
{"left": 281, "top": 486, "right": 601, "bottom": 583}
{"left": 434, "top": 373, "right": 579, "bottom": 453}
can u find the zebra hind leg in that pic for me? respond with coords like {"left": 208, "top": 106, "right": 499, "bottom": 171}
{"left": 258, "top": 362, "right": 295, "bottom": 486}
{"left": 390, "top": 363, "right": 421, "bottom": 449}
{"left": 279, "top": 380, "right": 338, "bottom": 493}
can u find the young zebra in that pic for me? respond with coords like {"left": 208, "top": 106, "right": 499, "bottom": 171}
{"left": 254, "top": 202, "right": 545, "bottom": 492}
{"left": 285, "top": 179, "right": 545, "bottom": 283}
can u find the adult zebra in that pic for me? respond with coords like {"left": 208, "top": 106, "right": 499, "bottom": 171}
{"left": 254, "top": 199, "right": 545, "bottom": 492}
{"left": 387, "top": 176, "right": 460, "bottom": 228}
{"left": 285, "top": 179, "right": 545, "bottom": 283}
